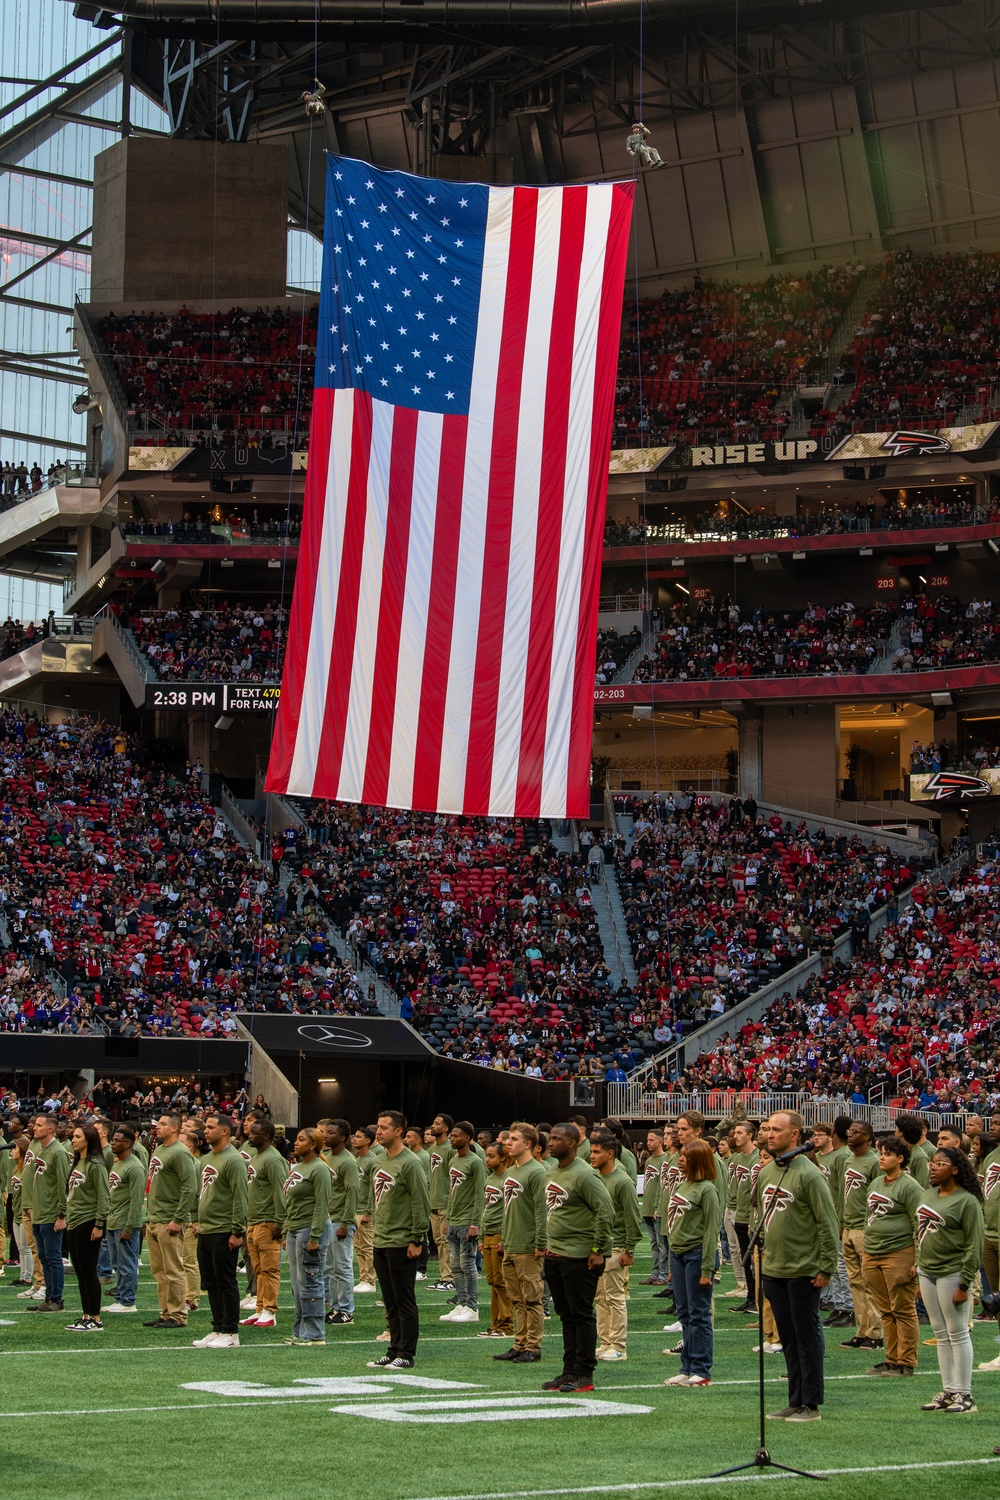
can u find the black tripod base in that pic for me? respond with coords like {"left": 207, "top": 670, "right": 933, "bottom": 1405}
{"left": 707, "top": 1448, "right": 827, "bottom": 1481}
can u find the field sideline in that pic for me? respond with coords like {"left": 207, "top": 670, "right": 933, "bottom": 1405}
{"left": 4, "top": 1243, "right": 1000, "bottom": 1500}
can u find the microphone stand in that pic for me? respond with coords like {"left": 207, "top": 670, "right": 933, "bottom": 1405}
{"left": 705, "top": 1159, "right": 827, "bottom": 1482}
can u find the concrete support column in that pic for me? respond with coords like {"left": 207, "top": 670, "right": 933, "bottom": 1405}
{"left": 737, "top": 710, "right": 763, "bottom": 801}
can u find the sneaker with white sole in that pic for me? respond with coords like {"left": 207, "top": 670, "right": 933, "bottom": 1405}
{"left": 439, "top": 1309, "right": 461, "bottom": 1322}
{"left": 477, "top": 1329, "right": 507, "bottom": 1338}
{"left": 752, "top": 1343, "right": 783, "bottom": 1354}
{"left": 192, "top": 1332, "right": 223, "bottom": 1347}
{"left": 662, "top": 1342, "right": 684, "bottom": 1355}
{"left": 103, "top": 1303, "right": 137, "bottom": 1314}
{"left": 21, "top": 1288, "right": 46, "bottom": 1300}
{"left": 211, "top": 1334, "right": 240, "bottom": 1348}
{"left": 722, "top": 1290, "right": 746, "bottom": 1299}
{"left": 785, "top": 1407, "right": 821, "bottom": 1422}
{"left": 596, "top": 1349, "right": 626, "bottom": 1361}
{"left": 383, "top": 1357, "right": 414, "bottom": 1369}
{"left": 664, "top": 1373, "right": 691, "bottom": 1386}
{"left": 254, "top": 1312, "right": 276, "bottom": 1328}
{"left": 239, "top": 1314, "right": 261, "bottom": 1326}
{"left": 415, "top": 1272, "right": 426, "bottom": 1281}
{"left": 979, "top": 1353, "right": 1000, "bottom": 1371}
{"left": 354, "top": 1282, "right": 376, "bottom": 1294}
{"left": 238, "top": 1296, "right": 256, "bottom": 1310}
{"left": 449, "top": 1307, "right": 479, "bottom": 1323}
{"left": 663, "top": 1321, "right": 682, "bottom": 1333}
{"left": 944, "top": 1393, "right": 977, "bottom": 1414}
{"left": 375, "top": 1330, "right": 392, "bottom": 1342}
{"left": 367, "top": 1353, "right": 395, "bottom": 1367}
{"left": 686, "top": 1377, "right": 711, "bottom": 1386}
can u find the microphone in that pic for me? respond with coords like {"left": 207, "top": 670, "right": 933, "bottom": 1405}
{"left": 0, "top": 1140, "right": 17, "bottom": 1151}
{"left": 774, "top": 1139, "right": 814, "bottom": 1166}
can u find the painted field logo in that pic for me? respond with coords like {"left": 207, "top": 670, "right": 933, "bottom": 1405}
{"left": 881, "top": 430, "right": 952, "bottom": 458}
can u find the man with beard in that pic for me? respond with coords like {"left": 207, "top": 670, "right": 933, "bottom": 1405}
{"left": 540, "top": 1122, "right": 613, "bottom": 1393}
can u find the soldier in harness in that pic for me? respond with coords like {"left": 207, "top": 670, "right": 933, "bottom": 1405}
{"left": 626, "top": 121, "right": 664, "bottom": 169}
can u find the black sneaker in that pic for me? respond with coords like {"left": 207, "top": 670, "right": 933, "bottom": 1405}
{"left": 653, "top": 1288, "right": 674, "bottom": 1299}
{"left": 492, "top": 1348, "right": 521, "bottom": 1361}
{"left": 559, "top": 1377, "right": 595, "bottom": 1393}
{"left": 542, "top": 1374, "right": 569, "bottom": 1391}
{"left": 857, "top": 1337, "right": 883, "bottom": 1350}
{"left": 429, "top": 1281, "right": 454, "bottom": 1292}
{"left": 825, "top": 1311, "right": 855, "bottom": 1328}
{"left": 367, "top": 1353, "right": 395, "bottom": 1368}
{"left": 840, "top": 1335, "right": 868, "bottom": 1349}
{"left": 384, "top": 1357, "right": 414, "bottom": 1370}
{"left": 143, "top": 1317, "right": 183, "bottom": 1328}
{"left": 511, "top": 1349, "right": 541, "bottom": 1362}
{"left": 893, "top": 1365, "right": 915, "bottom": 1377}
{"left": 29, "top": 1300, "right": 64, "bottom": 1313}
{"left": 325, "top": 1311, "right": 354, "bottom": 1324}
{"left": 865, "top": 1362, "right": 893, "bottom": 1375}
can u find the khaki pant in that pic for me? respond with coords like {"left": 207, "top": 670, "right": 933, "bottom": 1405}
{"left": 148, "top": 1221, "right": 188, "bottom": 1323}
{"left": 183, "top": 1224, "right": 201, "bottom": 1308}
{"left": 754, "top": 1247, "right": 778, "bottom": 1343}
{"left": 595, "top": 1248, "right": 630, "bottom": 1354}
{"left": 22, "top": 1212, "right": 45, "bottom": 1290}
{"left": 862, "top": 1246, "right": 918, "bottom": 1370}
{"left": 355, "top": 1214, "right": 374, "bottom": 1284}
{"left": 247, "top": 1221, "right": 282, "bottom": 1314}
{"left": 0, "top": 1191, "right": 6, "bottom": 1270}
{"left": 502, "top": 1250, "right": 544, "bottom": 1353}
{"left": 482, "top": 1233, "right": 513, "bottom": 1334}
{"left": 724, "top": 1208, "right": 747, "bottom": 1292}
{"left": 430, "top": 1209, "right": 451, "bottom": 1281}
{"left": 843, "top": 1228, "right": 882, "bottom": 1340}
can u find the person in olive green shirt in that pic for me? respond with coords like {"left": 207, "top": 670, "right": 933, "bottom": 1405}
{"left": 498, "top": 1122, "right": 548, "bottom": 1362}
{"left": 758, "top": 1111, "right": 839, "bottom": 1421}
{"left": 916, "top": 1147, "right": 986, "bottom": 1413}
{"left": 28, "top": 1113, "right": 71, "bottom": 1312}
{"left": 353, "top": 1126, "right": 378, "bottom": 1291}
{"left": 367, "top": 1109, "right": 430, "bottom": 1369}
{"left": 320, "top": 1118, "right": 359, "bottom": 1325}
{"left": 428, "top": 1113, "right": 455, "bottom": 1289}
{"left": 442, "top": 1121, "right": 486, "bottom": 1321}
{"left": 979, "top": 1115, "right": 1000, "bottom": 1349}
{"left": 663, "top": 1139, "right": 724, "bottom": 1385}
{"left": 590, "top": 1129, "right": 642, "bottom": 1361}
{"left": 281, "top": 1126, "right": 333, "bottom": 1346}
{"left": 145, "top": 1111, "right": 199, "bottom": 1329}
{"left": 861, "top": 1136, "right": 922, "bottom": 1375}
{"left": 63, "top": 1122, "right": 110, "bottom": 1331}
{"left": 838, "top": 1120, "right": 883, "bottom": 1347}
{"left": 243, "top": 1116, "right": 288, "bottom": 1328}
{"left": 193, "top": 1112, "right": 248, "bottom": 1347}
{"left": 730, "top": 1122, "right": 760, "bottom": 1312}
{"left": 641, "top": 1129, "right": 668, "bottom": 1285}
{"left": 104, "top": 1124, "right": 145, "bottom": 1313}
{"left": 541, "top": 1122, "right": 614, "bottom": 1393}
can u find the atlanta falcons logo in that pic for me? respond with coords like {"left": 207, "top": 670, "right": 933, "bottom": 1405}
{"left": 984, "top": 1163, "right": 1000, "bottom": 1198}
{"left": 485, "top": 1182, "right": 502, "bottom": 1208}
{"left": 761, "top": 1184, "right": 796, "bottom": 1226}
{"left": 372, "top": 1168, "right": 395, "bottom": 1208}
{"left": 920, "top": 771, "right": 991, "bottom": 802}
{"left": 502, "top": 1175, "right": 524, "bottom": 1210}
{"left": 750, "top": 1164, "right": 762, "bottom": 1188}
{"left": 666, "top": 1192, "right": 692, "bottom": 1234}
{"left": 867, "top": 1191, "right": 893, "bottom": 1223}
{"left": 916, "top": 1203, "right": 946, "bottom": 1245}
{"left": 246, "top": 1163, "right": 258, "bottom": 1183}
{"left": 660, "top": 1162, "right": 681, "bottom": 1194}
{"left": 108, "top": 1171, "right": 121, "bottom": 1192}
{"left": 148, "top": 1156, "right": 164, "bottom": 1180}
{"left": 881, "top": 429, "right": 952, "bottom": 459}
{"left": 449, "top": 1165, "right": 465, "bottom": 1192}
{"left": 430, "top": 1152, "right": 444, "bottom": 1171}
{"left": 733, "top": 1163, "right": 751, "bottom": 1184}
{"left": 844, "top": 1166, "right": 868, "bottom": 1198}
{"left": 67, "top": 1169, "right": 85, "bottom": 1196}
{"left": 282, "top": 1170, "right": 303, "bottom": 1198}
{"left": 544, "top": 1179, "right": 569, "bottom": 1215}
{"left": 201, "top": 1164, "right": 218, "bottom": 1191}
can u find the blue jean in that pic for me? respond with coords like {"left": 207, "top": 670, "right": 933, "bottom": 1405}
{"left": 670, "top": 1247, "right": 714, "bottom": 1378}
{"left": 108, "top": 1228, "right": 141, "bottom": 1306}
{"left": 288, "top": 1222, "right": 333, "bottom": 1340}
{"left": 34, "top": 1221, "right": 65, "bottom": 1304}
{"left": 324, "top": 1221, "right": 356, "bottom": 1314}
{"left": 447, "top": 1224, "right": 479, "bottom": 1310}
{"left": 96, "top": 1230, "right": 113, "bottom": 1281}
{"left": 644, "top": 1217, "right": 668, "bottom": 1280}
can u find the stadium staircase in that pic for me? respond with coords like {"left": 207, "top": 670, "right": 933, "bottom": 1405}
{"left": 92, "top": 609, "right": 156, "bottom": 707}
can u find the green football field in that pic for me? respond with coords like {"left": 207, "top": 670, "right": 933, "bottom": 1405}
{"left": 4, "top": 1244, "right": 1000, "bottom": 1500}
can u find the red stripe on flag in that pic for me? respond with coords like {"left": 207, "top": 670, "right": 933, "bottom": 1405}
{"left": 514, "top": 186, "right": 588, "bottom": 818}
{"left": 264, "top": 385, "right": 337, "bottom": 793}
{"left": 567, "top": 180, "right": 635, "bottom": 815}
{"left": 410, "top": 415, "right": 468, "bottom": 812}
{"left": 462, "top": 186, "right": 539, "bottom": 816}
{"left": 361, "top": 406, "right": 419, "bottom": 806}
{"left": 312, "top": 392, "right": 375, "bottom": 799}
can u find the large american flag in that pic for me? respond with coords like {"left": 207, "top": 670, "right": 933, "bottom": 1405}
{"left": 266, "top": 155, "right": 634, "bottom": 817}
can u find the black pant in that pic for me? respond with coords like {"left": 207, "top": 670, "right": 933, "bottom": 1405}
{"left": 66, "top": 1221, "right": 102, "bottom": 1318}
{"left": 735, "top": 1222, "right": 755, "bottom": 1307}
{"left": 374, "top": 1245, "right": 420, "bottom": 1360}
{"left": 545, "top": 1254, "right": 603, "bottom": 1380}
{"left": 762, "top": 1274, "right": 824, "bottom": 1409}
{"left": 197, "top": 1231, "right": 241, "bottom": 1334}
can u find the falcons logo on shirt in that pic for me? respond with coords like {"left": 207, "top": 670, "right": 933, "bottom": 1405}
{"left": 32, "top": 1158, "right": 47, "bottom": 1179}
{"left": 733, "top": 1163, "right": 751, "bottom": 1184}
{"left": 67, "top": 1169, "right": 86, "bottom": 1197}
{"left": 484, "top": 1182, "right": 502, "bottom": 1209}
{"left": 282, "top": 1170, "right": 303, "bottom": 1198}
{"left": 430, "top": 1152, "right": 444, "bottom": 1172}
{"left": 866, "top": 1191, "right": 893, "bottom": 1224}
{"left": 666, "top": 1192, "right": 692, "bottom": 1233}
{"left": 761, "top": 1184, "right": 796, "bottom": 1226}
{"left": 148, "top": 1156, "right": 164, "bottom": 1181}
{"left": 645, "top": 1164, "right": 660, "bottom": 1187}
{"left": 449, "top": 1165, "right": 465, "bottom": 1193}
{"left": 502, "top": 1175, "right": 524, "bottom": 1210}
{"left": 843, "top": 1166, "right": 868, "bottom": 1198}
{"left": 247, "top": 1163, "right": 258, "bottom": 1183}
{"left": 200, "top": 1163, "right": 218, "bottom": 1192}
{"left": 544, "top": 1178, "right": 569, "bottom": 1215}
{"left": 108, "top": 1171, "right": 121, "bottom": 1192}
{"left": 984, "top": 1163, "right": 1000, "bottom": 1199}
{"left": 660, "top": 1161, "right": 681, "bottom": 1194}
{"left": 916, "top": 1203, "right": 946, "bottom": 1245}
{"left": 373, "top": 1168, "right": 395, "bottom": 1208}
{"left": 750, "top": 1164, "right": 762, "bottom": 1189}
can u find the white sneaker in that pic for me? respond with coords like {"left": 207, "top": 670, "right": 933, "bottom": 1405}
{"left": 254, "top": 1312, "right": 276, "bottom": 1328}
{"left": 354, "top": 1282, "right": 376, "bottom": 1294}
{"left": 415, "top": 1272, "right": 426, "bottom": 1281}
{"left": 239, "top": 1296, "right": 256, "bottom": 1310}
{"left": 597, "top": 1349, "right": 626, "bottom": 1361}
{"left": 376, "top": 1329, "right": 392, "bottom": 1341}
{"left": 212, "top": 1333, "right": 240, "bottom": 1348}
{"left": 239, "top": 1314, "right": 260, "bottom": 1326}
{"left": 723, "top": 1290, "right": 746, "bottom": 1299}
{"left": 17, "top": 1288, "right": 41, "bottom": 1299}
{"left": 104, "top": 1302, "right": 137, "bottom": 1314}
{"left": 450, "top": 1307, "right": 479, "bottom": 1323}
{"left": 663, "top": 1321, "right": 682, "bottom": 1333}
{"left": 439, "top": 1308, "right": 461, "bottom": 1322}
{"left": 753, "top": 1343, "right": 784, "bottom": 1354}
{"left": 192, "top": 1332, "right": 222, "bottom": 1348}
{"left": 665, "top": 1373, "right": 692, "bottom": 1386}
{"left": 978, "top": 1353, "right": 1000, "bottom": 1370}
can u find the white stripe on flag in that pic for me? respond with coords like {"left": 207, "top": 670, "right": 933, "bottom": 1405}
{"left": 541, "top": 185, "right": 614, "bottom": 813}
{"left": 436, "top": 186, "right": 514, "bottom": 815}
{"left": 287, "top": 387, "right": 356, "bottom": 795}
{"left": 487, "top": 185, "right": 564, "bottom": 818}
{"left": 338, "top": 397, "right": 395, "bottom": 801}
{"left": 385, "top": 409, "right": 443, "bottom": 809}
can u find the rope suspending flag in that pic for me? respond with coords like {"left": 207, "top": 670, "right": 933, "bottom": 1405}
{"left": 266, "top": 155, "right": 634, "bottom": 817}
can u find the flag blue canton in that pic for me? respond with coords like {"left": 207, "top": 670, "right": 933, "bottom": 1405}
{"left": 315, "top": 156, "right": 490, "bottom": 417}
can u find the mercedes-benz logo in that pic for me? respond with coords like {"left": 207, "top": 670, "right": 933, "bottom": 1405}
{"left": 297, "top": 1024, "right": 373, "bottom": 1049}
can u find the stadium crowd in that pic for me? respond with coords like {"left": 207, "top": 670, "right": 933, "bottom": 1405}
{"left": 128, "top": 603, "right": 286, "bottom": 683}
